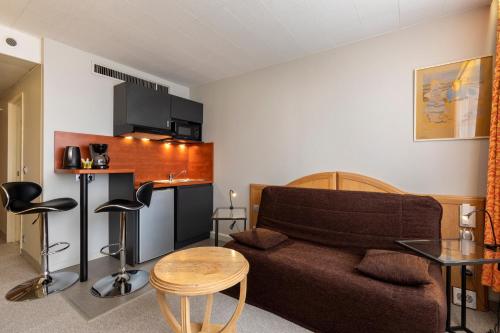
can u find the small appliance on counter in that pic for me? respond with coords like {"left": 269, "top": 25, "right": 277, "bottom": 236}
{"left": 89, "top": 143, "right": 110, "bottom": 169}
{"left": 62, "top": 146, "right": 81, "bottom": 169}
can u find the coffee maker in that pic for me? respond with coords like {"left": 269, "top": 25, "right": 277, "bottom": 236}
{"left": 89, "top": 144, "right": 110, "bottom": 169}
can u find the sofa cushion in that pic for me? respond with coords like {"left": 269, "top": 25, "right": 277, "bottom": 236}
{"left": 356, "top": 249, "right": 431, "bottom": 286}
{"left": 224, "top": 239, "right": 446, "bottom": 333}
{"left": 257, "top": 186, "right": 442, "bottom": 250}
{"left": 230, "top": 228, "right": 288, "bottom": 250}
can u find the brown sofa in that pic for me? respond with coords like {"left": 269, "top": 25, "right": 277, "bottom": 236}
{"left": 224, "top": 186, "right": 446, "bottom": 333}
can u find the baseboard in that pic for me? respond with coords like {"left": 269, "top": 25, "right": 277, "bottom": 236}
{"left": 21, "top": 249, "right": 40, "bottom": 271}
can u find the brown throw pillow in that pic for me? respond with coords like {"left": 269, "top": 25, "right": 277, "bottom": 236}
{"left": 356, "top": 249, "right": 431, "bottom": 286}
{"left": 230, "top": 228, "right": 288, "bottom": 250}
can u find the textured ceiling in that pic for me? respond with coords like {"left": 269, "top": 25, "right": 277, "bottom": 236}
{"left": 0, "top": 53, "right": 37, "bottom": 94}
{"left": 0, "top": 0, "right": 491, "bottom": 87}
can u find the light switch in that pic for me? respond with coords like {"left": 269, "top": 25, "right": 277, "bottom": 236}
{"left": 460, "top": 204, "right": 476, "bottom": 228}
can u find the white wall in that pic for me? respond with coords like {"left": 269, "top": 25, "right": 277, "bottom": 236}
{"left": 43, "top": 39, "right": 189, "bottom": 270}
{"left": 192, "top": 6, "right": 494, "bottom": 235}
{"left": 0, "top": 24, "right": 41, "bottom": 63}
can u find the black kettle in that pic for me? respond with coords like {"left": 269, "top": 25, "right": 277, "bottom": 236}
{"left": 62, "top": 146, "right": 81, "bottom": 169}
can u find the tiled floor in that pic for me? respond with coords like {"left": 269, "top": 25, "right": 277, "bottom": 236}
{"left": 61, "top": 238, "right": 216, "bottom": 320}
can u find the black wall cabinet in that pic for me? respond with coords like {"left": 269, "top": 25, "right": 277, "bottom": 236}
{"left": 171, "top": 95, "right": 203, "bottom": 124}
{"left": 175, "top": 184, "right": 213, "bottom": 249}
{"left": 114, "top": 82, "right": 172, "bottom": 136}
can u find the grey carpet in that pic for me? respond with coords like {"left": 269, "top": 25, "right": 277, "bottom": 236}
{"left": 60, "top": 254, "right": 158, "bottom": 320}
{"left": 0, "top": 241, "right": 497, "bottom": 332}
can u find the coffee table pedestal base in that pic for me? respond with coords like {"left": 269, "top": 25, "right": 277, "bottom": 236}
{"left": 156, "top": 278, "right": 246, "bottom": 333}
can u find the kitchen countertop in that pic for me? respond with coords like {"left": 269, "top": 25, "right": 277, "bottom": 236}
{"left": 55, "top": 169, "right": 212, "bottom": 189}
{"left": 140, "top": 179, "right": 213, "bottom": 189}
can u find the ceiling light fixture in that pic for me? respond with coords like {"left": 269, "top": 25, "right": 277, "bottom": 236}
{"left": 5, "top": 37, "right": 17, "bottom": 47}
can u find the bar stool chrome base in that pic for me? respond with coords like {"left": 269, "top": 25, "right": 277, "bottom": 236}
{"left": 5, "top": 271, "right": 79, "bottom": 302}
{"left": 90, "top": 270, "right": 149, "bottom": 298}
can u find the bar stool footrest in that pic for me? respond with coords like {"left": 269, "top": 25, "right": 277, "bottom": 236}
{"left": 41, "top": 242, "right": 70, "bottom": 256}
{"left": 100, "top": 243, "right": 122, "bottom": 256}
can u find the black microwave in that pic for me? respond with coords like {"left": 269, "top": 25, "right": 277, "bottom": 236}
{"left": 172, "top": 120, "right": 202, "bottom": 142}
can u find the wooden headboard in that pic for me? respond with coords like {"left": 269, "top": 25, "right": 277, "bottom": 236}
{"left": 249, "top": 171, "right": 488, "bottom": 311}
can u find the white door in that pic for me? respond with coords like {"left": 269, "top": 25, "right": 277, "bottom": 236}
{"left": 6, "top": 94, "right": 23, "bottom": 244}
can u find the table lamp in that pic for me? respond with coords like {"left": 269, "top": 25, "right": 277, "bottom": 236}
{"left": 229, "top": 189, "right": 237, "bottom": 210}
{"left": 229, "top": 189, "right": 237, "bottom": 229}
{"left": 462, "top": 209, "right": 497, "bottom": 251}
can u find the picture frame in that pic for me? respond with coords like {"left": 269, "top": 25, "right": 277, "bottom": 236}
{"left": 414, "top": 56, "right": 493, "bottom": 141}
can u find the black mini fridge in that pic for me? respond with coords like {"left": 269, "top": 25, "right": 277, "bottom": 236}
{"left": 174, "top": 184, "right": 213, "bottom": 249}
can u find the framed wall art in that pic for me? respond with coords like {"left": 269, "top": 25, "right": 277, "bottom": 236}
{"left": 414, "top": 56, "right": 492, "bottom": 141}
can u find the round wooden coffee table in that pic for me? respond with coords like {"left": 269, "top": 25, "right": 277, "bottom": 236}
{"left": 150, "top": 247, "right": 249, "bottom": 333}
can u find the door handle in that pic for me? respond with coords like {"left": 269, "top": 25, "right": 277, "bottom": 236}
{"left": 23, "top": 166, "right": 28, "bottom": 175}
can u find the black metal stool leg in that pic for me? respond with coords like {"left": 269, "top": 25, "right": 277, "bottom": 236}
{"left": 41, "top": 213, "right": 50, "bottom": 281}
{"left": 91, "top": 212, "right": 148, "bottom": 298}
{"left": 119, "top": 212, "right": 127, "bottom": 277}
{"left": 5, "top": 213, "right": 78, "bottom": 302}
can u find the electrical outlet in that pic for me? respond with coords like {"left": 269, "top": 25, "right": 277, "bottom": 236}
{"left": 453, "top": 287, "right": 477, "bottom": 309}
{"left": 75, "top": 174, "right": 95, "bottom": 183}
{"left": 460, "top": 204, "right": 476, "bottom": 228}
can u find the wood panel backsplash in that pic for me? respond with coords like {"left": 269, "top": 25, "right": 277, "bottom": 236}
{"left": 54, "top": 131, "right": 213, "bottom": 184}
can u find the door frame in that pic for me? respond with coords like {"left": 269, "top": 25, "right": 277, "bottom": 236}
{"left": 6, "top": 93, "right": 24, "bottom": 244}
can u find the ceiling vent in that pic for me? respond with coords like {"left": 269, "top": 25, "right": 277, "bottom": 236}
{"left": 93, "top": 63, "right": 169, "bottom": 93}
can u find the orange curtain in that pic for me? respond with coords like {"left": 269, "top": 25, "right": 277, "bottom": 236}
{"left": 482, "top": 2, "right": 500, "bottom": 292}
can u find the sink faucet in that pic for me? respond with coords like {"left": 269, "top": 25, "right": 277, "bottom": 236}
{"left": 168, "top": 169, "right": 187, "bottom": 182}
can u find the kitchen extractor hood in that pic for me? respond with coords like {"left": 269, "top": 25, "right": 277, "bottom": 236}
{"left": 114, "top": 82, "right": 203, "bottom": 141}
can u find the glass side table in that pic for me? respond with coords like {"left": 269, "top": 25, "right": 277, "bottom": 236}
{"left": 212, "top": 207, "right": 247, "bottom": 247}
{"left": 396, "top": 239, "right": 500, "bottom": 333}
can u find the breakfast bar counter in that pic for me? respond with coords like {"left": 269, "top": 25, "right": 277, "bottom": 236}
{"left": 55, "top": 168, "right": 135, "bottom": 282}
{"left": 54, "top": 131, "right": 214, "bottom": 282}
{"left": 55, "top": 168, "right": 136, "bottom": 175}
{"left": 55, "top": 168, "right": 213, "bottom": 282}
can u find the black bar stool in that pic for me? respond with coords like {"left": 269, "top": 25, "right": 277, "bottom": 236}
{"left": 0, "top": 182, "right": 79, "bottom": 301}
{"left": 91, "top": 181, "right": 154, "bottom": 298}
